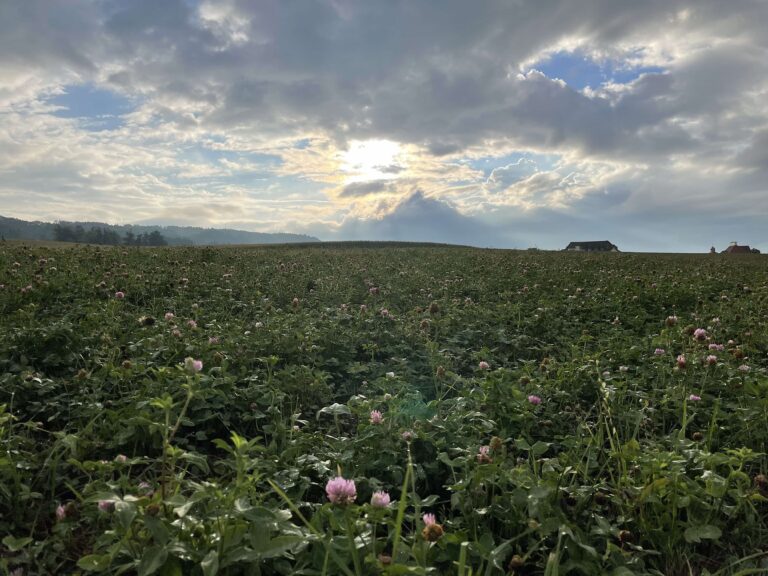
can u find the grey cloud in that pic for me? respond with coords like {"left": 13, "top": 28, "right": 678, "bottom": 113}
{"left": 330, "top": 191, "right": 513, "bottom": 247}
{"left": 339, "top": 180, "right": 393, "bottom": 198}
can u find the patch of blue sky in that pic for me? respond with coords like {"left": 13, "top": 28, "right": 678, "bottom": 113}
{"left": 48, "top": 83, "right": 137, "bottom": 131}
{"left": 464, "top": 151, "right": 560, "bottom": 178}
{"left": 178, "top": 144, "right": 282, "bottom": 168}
{"left": 533, "top": 51, "right": 664, "bottom": 90}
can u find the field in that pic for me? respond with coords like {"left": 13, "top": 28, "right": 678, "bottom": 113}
{"left": 1, "top": 242, "right": 767, "bottom": 575}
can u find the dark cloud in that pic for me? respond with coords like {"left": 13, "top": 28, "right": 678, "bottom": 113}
{"left": 339, "top": 180, "right": 392, "bottom": 198}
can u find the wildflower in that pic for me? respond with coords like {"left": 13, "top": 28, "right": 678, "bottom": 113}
{"left": 98, "top": 500, "right": 114, "bottom": 513}
{"left": 360, "top": 304, "right": 367, "bottom": 313}
{"left": 164, "top": 312, "right": 175, "bottom": 320}
{"left": 688, "top": 394, "right": 702, "bottom": 402}
{"left": 477, "top": 445, "right": 492, "bottom": 464}
{"left": 370, "top": 410, "right": 383, "bottom": 424}
{"left": 172, "top": 329, "right": 182, "bottom": 338}
{"left": 478, "top": 361, "right": 490, "bottom": 370}
{"left": 421, "top": 513, "right": 444, "bottom": 541}
{"left": 371, "top": 491, "right": 391, "bottom": 508}
{"left": 665, "top": 315, "right": 678, "bottom": 326}
{"left": 676, "top": 354, "right": 687, "bottom": 369}
{"left": 292, "top": 297, "right": 300, "bottom": 308}
{"left": 654, "top": 348, "right": 665, "bottom": 355}
{"left": 56, "top": 504, "right": 67, "bottom": 521}
{"left": 693, "top": 328, "right": 707, "bottom": 341}
{"left": 401, "top": 430, "right": 413, "bottom": 442}
{"left": 187, "top": 319, "right": 197, "bottom": 329}
{"left": 739, "top": 364, "right": 751, "bottom": 372}
{"left": 184, "top": 357, "right": 203, "bottom": 373}
{"left": 527, "top": 395, "right": 542, "bottom": 405}
{"left": 325, "top": 476, "right": 356, "bottom": 505}
{"left": 709, "top": 343, "right": 724, "bottom": 351}
{"left": 385, "top": 371, "right": 395, "bottom": 378}
{"left": 115, "top": 454, "right": 128, "bottom": 464}
{"left": 208, "top": 336, "right": 219, "bottom": 345}
{"left": 619, "top": 365, "right": 629, "bottom": 372}
{"left": 706, "top": 355, "right": 717, "bottom": 366}
{"left": 115, "top": 291, "right": 125, "bottom": 299}
{"left": 380, "top": 308, "right": 390, "bottom": 318}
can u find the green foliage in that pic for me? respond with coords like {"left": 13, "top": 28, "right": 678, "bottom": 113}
{"left": 0, "top": 244, "right": 767, "bottom": 574}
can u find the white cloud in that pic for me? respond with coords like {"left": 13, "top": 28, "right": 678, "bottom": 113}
{"left": 1, "top": 0, "right": 767, "bottom": 249}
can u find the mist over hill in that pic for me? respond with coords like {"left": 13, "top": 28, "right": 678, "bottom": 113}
{"left": 0, "top": 215, "right": 319, "bottom": 245}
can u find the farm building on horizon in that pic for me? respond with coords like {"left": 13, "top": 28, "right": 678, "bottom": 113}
{"left": 721, "top": 242, "right": 759, "bottom": 254}
{"left": 564, "top": 240, "right": 619, "bottom": 252}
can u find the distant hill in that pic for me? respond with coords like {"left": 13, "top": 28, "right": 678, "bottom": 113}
{"left": 0, "top": 215, "right": 320, "bottom": 246}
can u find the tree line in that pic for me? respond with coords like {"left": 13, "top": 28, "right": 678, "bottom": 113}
{"left": 53, "top": 224, "right": 167, "bottom": 246}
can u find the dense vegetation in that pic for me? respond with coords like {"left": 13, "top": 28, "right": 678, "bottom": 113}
{"left": 53, "top": 225, "right": 168, "bottom": 247}
{"left": 0, "top": 215, "right": 319, "bottom": 246}
{"left": 1, "top": 242, "right": 767, "bottom": 575}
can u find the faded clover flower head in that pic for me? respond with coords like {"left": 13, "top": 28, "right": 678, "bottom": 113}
{"left": 114, "top": 291, "right": 125, "bottom": 299}
{"left": 527, "top": 394, "right": 542, "bottom": 405}
{"left": 709, "top": 343, "right": 725, "bottom": 351}
{"left": 666, "top": 315, "right": 678, "bottom": 326}
{"left": 688, "top": 394, "right": 702, "bottom": 402}
{"left": 325, "top": 476, "right": 357, "bottom": 505}
{"left": 56, "top": 504, "right": 66, "bottom": 521}
{"left": 706, "top": 355, "right": 718, "bottom": 366}
{"left": 676, "top": 354, "right": 687, "bottom": 369}
{"left": 370, "top": 410, "right": 383, "bottom": 424}
{"left": 478, "top": 360, "right": 490, "bottom": 370}
{"left": 187, "top": 319, "right": 197, "bottom": 329}
{"left": 184, "top": 357, "right": 203, "bottom": 373}
{"left": 164, "top": 312, "right": 175, "bottom": 320}
{"left": 371, "top": 491, "right": 391, "bottom": 508}
{"left": 654, "top": 348, "right": 666, "bottom": 356}
{"left": 693, "top": 328, "right": 708, "bottom": 341}
{"left": 739, "top": 364, "right": 751, "bottom": 372}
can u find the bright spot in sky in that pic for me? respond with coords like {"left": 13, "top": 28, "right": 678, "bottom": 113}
{"left": 341, "top": 139, "right": 405, "bottom": 183}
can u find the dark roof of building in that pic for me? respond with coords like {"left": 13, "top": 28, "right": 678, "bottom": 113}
{"left": 564, "top": 240, "right": 619, "bottom": 251}
{"left": 722, "top": 244, "right": 751, "bottom": 254}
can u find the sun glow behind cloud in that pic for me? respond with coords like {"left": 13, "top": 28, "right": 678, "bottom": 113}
{"left": 340, "top": 139, "right": 406, "bottom": 183}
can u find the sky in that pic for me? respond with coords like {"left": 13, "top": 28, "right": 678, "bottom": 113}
{"left": 1, "top": 1, "right": 768, "bottom": 252}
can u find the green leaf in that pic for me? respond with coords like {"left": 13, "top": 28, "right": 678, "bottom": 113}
{"left": 158, "top": 557, "right": 183, "bottom": 576}
{"left": 201, "top": 550, "right": 219, "bottom": 576}
{"left": 317, "top": 403, "right": 351, "bottom": 418}
{"left": 138, "top": 546, "right": 168, "bottom": 576}
{"left": 2, "top": 535, "right": 32, "bottom": 551}
{"left": 77, "top": 554, "right": 112, "bottom": 572}
{"left": 684, "top": 524, "right": 722, "bottom": 543}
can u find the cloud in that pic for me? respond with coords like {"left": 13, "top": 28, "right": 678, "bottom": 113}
{"left": 1, "top": 0, "right": 768, "bottom": 250}
{"left": 338, "top": 180, "right": 393, "bottom": 198}
{"left": 329, "top": 191, "right": 513, "bottom": 247}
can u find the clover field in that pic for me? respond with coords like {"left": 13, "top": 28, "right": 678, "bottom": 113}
{"left": 1, "top": 242, "right": 767, "bottom": 575}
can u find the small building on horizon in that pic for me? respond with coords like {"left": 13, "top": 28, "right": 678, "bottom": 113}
{"left": 721, "top": 242, "right": 754, "bottom": 254}
{"left": 564, "top": 240, "right": 619, "bottom": 252}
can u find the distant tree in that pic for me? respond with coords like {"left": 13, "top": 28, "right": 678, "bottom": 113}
{"left": 148, "top": 230, "right": 167, "bottom": 246}
{"left": 124, "top": 231, "right": 136, "bottom": 246}
{"left": 73, "top": 225, "right": 86, "bottom": 243}
{"left": 53, "top": 224, "right": 74, "bottom": 242}
{"left": 751, "top": 248, "right": 761, "bottom": 254}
